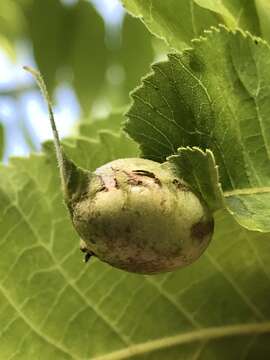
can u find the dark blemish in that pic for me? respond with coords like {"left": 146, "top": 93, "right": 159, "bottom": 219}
{"left": 80, "top": 245, "right": 96, "bottom": 263}
{"left": 123, "top": 170, "right": 143, "bottom": 186}
{"left": 127, "top": 178, "right": 143, "bottom": 186}
{"left": 125, "top": 225, "right": 131, "bottom": 234}
{"left": 132, "top": 170, "right": 162, "bottom": 186}
{"left": 114, "top": 176, "right": 119, "bottom": 189}
{"left": 99, "top": 185, "right": 108, "bottom": 192}
{"left": 172, "top": 179, "right": 190, "bottom": 191}
{"left": 191, "top": 219, "right": 214, "bottom": 243}
{"left": 80, "top": 243, "right": 88, "bottom": 253}
{"left": 154, "top": 177, "right": 162, "bottom": 186}
{"left": 94, "top": 210, "right": 101, "bottom": 218}
{"left": 84, "top": 251, "right": 97, "bottom": 263}
{"left": 254, "top": 39, "right": 258, "bottom": 45}
{"left": 84, "top": 253, "right": 92, "bottom": 263}
{"left": 98, "top": 175, "right": 108, "bottom": 192}
{"left": 160, "top": 198, "right": 166, "bottom": 206}
{"left": 133, "top": 170, "right": 156, "bottom": 178}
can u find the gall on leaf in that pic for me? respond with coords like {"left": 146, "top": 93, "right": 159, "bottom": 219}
{"left": 23, "top": 66, "right": 214, "bottom": 274}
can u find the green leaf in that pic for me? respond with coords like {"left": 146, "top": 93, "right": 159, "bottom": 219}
{"left": 1, "top": 139, "right": 270, "bottom": 358}
{"left": 62, "top": 132, "right": 138, "bottom": 171}
{"left": 79, "top": 112, "right": 124, "bottom": 139}
{"left": 25, "top": 0, "right": 70, "bottom": 94}
{"left": 125, "top": 27, "right": 270, "bottom": 232}
{"left": 98, "top": 131, "right": 139, "bottom": 161}
{"left": 77, "top": 112, "right": 139, "bottom": 160}
{"left": 255, "top": 0, "right": 270, "bottom": 43}
{"left": 121, "top": 0, "right": 219, "bottom": 50}
{"left": 69, "top": 1, "right": 108, "bottom": 114}
{"left": 0, "top": 1, "right": 25, "bottom": 42}
{"left": 120, "top": 0, "right": 262, "bottom": 51}
{"left": 0, "top": 124, "right": 4, "bottom": 161}
{"left": 0, "top": 1, "right": 25, "bottom": 58}
{"left": 105, "top": 15, "right": 155, "bottom": 107}
{"left": 168, "top": 147, "right": 223, "bottom": 212}
{"left": 0, "top": 35, "right": 16, "bottom": 58}
{"left": 21, "top": 0, "right": 107, "bottom": 106}
{"left": 119, "top": 15, "right": 155, "bottom": 98}
{"left": 194, "top": 0, "right": 260, "bottom": 34}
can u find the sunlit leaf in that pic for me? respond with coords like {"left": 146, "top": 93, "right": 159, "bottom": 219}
{"left": 0, "top": 136, "right": 270, "bottom": 359}
{"left": 0, "top": 0, "right": 25, "bottom": 44}
{"left": 255, "top": 0, "right": 270, "bottom": 43}
{"left": 1, "top": 2, "right": 270, "bottom": 359}
{"left": 79, "top": 112, "right": 124, "bottom": 139}
{"left": 25, "top": 0, "right": 70, "bottom": 93}
{"left": 194, "top": 0, "right": 260, "bottom": 34}
{"left": 119, "top": 15, "right": 154, "bottom": 98}
{"left": 120, "top": 0, "right": 262, "bottom": 51}
{"left": 69, "top": 1, "right": 108, "bottom": 114}
{"left": 125, "top": 27, "right": 270, "bottom": 231}
{"left": 20, "top": 0, "right": 109, "bottom": 111}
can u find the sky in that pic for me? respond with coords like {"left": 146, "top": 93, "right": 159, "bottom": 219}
{"left": 0, "top": 0, "right": 124, "bottom": 162}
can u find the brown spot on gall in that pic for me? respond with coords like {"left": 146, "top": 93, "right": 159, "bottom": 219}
{"left": 191, "top": 219, "right": 214, "bottom": 243}
{"left": 125, "top": 225, "right": 131, "bottom": 234}
{"left": 132, "top": 169, "right": 162, "bottom": 186}
{"left": 172, "top": 179, "right": 190, "bottom": 191}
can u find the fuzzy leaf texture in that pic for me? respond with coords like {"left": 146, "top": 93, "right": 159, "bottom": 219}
{"left": 125, "top": 27, "right": 270, "bottom": 232}
{"left": 0, "top": 121, "right": 270, "bottom": 359}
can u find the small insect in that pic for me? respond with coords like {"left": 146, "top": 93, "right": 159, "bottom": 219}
{"left": 24, "top": 66, "right": 214, "bottom": 274}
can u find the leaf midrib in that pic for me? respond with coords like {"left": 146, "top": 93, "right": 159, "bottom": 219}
{"left": 93, "top": 321, "right": 270, "bottom": 360}
{"left": 224, "top": 186, "right": 270, "bottom": 197}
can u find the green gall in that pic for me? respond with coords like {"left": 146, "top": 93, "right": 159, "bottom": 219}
{"left": 72, "top": 158, "right": 214, "bottom": 273}
{"left": 24, "top": 67, "right": 214, "bottom": 274}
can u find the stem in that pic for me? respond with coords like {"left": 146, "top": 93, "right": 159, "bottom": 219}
{"left": 23, "top": 66, "right": 67, "bottom": 191}
{"left": 23, "top": 66, "right": 92, "bottom": 206}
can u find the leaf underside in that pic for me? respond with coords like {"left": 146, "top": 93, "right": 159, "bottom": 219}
{"left": 0, "top": 125, "right": 270, "bottom": 358}
{"left": 1, "top": 1, "right": 270, "bottom": 357}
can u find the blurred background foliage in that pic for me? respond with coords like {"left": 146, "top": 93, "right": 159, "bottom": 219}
{"left": 0, "top": 0, "right": 165, "bottom": 162}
